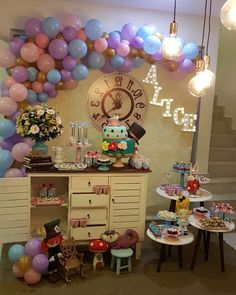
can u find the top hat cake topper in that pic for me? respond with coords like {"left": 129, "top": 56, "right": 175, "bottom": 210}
{"left": 128, "top": 122, "right": 146, "bottom": 144}
{"left": 44, "top": 219, "right": 61, "bottom": 240}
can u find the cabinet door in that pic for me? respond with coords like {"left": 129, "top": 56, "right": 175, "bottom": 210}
{"left": 109, "top": 175, "right": 147, "bottom": 240}
{"left": 0, "top": 178, "right": 30, "bottom": 243}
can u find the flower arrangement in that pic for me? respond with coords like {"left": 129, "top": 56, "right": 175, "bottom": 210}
{"left": 16, "top": 104, "right": 63, "bottom": 141}
{"left": 102, "top": 140, "right": 127, "bottom": 153}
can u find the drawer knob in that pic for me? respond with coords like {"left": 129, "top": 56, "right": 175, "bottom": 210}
{"left": 87, "top": 214, "right": 90, "bottom": 218}
{"left": 88, "top": 181, "right": 91, "bottom": 187}
{"left": 88, "top": 232, "right": 91, "bottom": 237}
{"left": 112, "top": 198, "right": 115, "bottom": 203}
{"left": 89, "top": 200, "right": 92, "bottom": 204}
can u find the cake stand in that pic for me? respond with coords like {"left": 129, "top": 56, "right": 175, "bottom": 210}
{"left": 173, "top": 169, "right": 189, "bottom": 188}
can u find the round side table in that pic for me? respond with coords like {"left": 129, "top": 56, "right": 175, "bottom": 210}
{"left": 189, "top": 215, "right": 235, "bottom": 272}
{"left": 156, "top": 186, "right": 212, "bottom": 212}
{"left": 147, "top": 228, "right": 194, "bottom": 272}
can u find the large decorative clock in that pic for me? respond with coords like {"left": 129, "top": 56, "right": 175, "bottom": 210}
{"left": 87, "top": 72, "right": 147, "bottom": 131}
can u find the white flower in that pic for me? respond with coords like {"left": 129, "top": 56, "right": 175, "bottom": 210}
{"left": 118, "top": 141, "right": 127, "bottom": 150}
{"left": 24, "top": 120, "right": 30, "bottom": 126}
{"left": 47, "top": 108, "right": 55, "bottom": 115}
{"left": 29, "top": 125, "right": 40, "bottom": 134}
{"left": 37, "top": 109, "right": 45, "bottom": 116}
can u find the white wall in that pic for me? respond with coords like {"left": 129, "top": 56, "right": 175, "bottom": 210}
{"left": 215, "top": 25, "right": 236, "bottom": 129}
{"left": 0, "top": 0, "right": 221, "bottom": 214}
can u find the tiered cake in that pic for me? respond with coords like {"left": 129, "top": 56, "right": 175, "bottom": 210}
{"left": 102, "top": 116, "right": 135, "bottom": 167}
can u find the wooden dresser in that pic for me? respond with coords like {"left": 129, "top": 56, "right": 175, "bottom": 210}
{"left": 0, "top": 167, "right": 150, "bottom": 259}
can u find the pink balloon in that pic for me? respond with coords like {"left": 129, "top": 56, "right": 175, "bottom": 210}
{"left": 12, "top": 143, "right": 32, "bottom": 162}
{"left": 94, "top": 38, "right": 108, "bottom": 53}
{"left": 24, "top": 268, "right": 41, "bottom": 285}
{"left": 4, "top": 77, "right": 16, "bottom": 88}
{"left": 64, "top": 79, "right": 78, "bottom": 90}
{"left": 5, "top": 168, "right": 23, "bottom": 178}
{"left": 32, "top": 81, "right": 43, "bottom": 93}
{"left": 20, "top": 43, "right": 39, "bottom": 63}
{"left": 179, "top": 58, "right": 195, "bottom": 73}
{"left": 0, "top": 96, "right": 17, "bottom": 115}
{"left": 117, "top": 58, "right": 132, "bottom": 73}
{"left": 35, "top": 33, "right": 49, "bottom": 49}
{"left": 37, "top": 54, "right": 55, "bottom": 73}
{"left": 24, "top": 138, "right": 36, "bottom": 147}
{"left": 0, "top": 48, "right": 16, "bottom": 68}
{"left": 38, "top": 48, "right": 45, "bottom": 55}
{"left": 116, "top": 42, "right": 130, "bottom": 57}
{"left": 77, "top": 29, "right": 87, "bottom": 41}
{"left": 9, "top": 83, "right": 28, "bottom": 102}
{"left": 175, "top": 52, "right": 185, "bottom": 62}
{"left": 170, "top": 69, "right": 186, "bottom": 81}
{"left": 63, "top": 14, "right": 82, "bottom": 30}
{"left": 13, "top": 264, "right": 24, "bottom": 278}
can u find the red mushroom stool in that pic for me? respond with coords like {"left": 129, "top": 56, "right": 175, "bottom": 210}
{"left": 110, "top": 248, "right": 133, "bottom": 275}
{"left": 89, "top": 239, "right": 109, "bottom": 271}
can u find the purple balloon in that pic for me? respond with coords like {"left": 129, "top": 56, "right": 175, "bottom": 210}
{"left": 101, "top": 60, "right": 115, "bottom": 73}
{"left": 131, "top": 36, "right": 144, "bottom": 49}
{"left": 25, "top": 238, "right": 42, "bottom": 257}
{"left": 43, "top": 81, "right": 55, "bottom": 93}
{"left": 4, "top": 168, "right": 23, "bottom": 178}
{"left": 151, "top": 50, "right": 163, "bottom": 61}
{"left": 179, "top": 58, "right": 195, "bottom": 73}
{"left": 121, "top": 23, "right": 137, "bottom": 42}
{"left": 1, "top": 133, "right": 24, "bottom": 150}
{"left": 1, "top": 139, "right": 13, "bottom": 151}
{"left": 62, "top": 56, "right": 77, "bottom": 70}
{"left": 61, "top": 69, "right": 72, "bottom": 81}
{"left": 32, "top": 254, "right": 49, "bottom": 273}
{"left": 108, "top": 33, "right": 120, "bottom": 49}
{"left": 12, "top": 66, "right": 28, "bottom": 83}
{"left": 117, "top": 58, "right": 133, "bottom": 73}
{"left": 9, "top": 37, "right": 25, "bottom": 56}
{"left": 63, "top": 26, "right": 77, "bottom": 42}
{"left": 11, "top": 111, "right": 20, "bottom": 122}
{"left": 48, "top": 39, "right": 69, "bottom": 59}
{"left": 24, "top": 17, "right": 42, "bottom": 37}
{"left": 48, "top": 89, "right": 58, "bottom": 98}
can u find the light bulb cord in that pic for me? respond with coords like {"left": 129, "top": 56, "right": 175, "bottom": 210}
{"left": 201, "top": 0, "right": 208, "bottom": 58}
{"left": 173, "top": 0, "right": 177, "bottom": 23}
{"left": 206, "top": 0, "right": 212, "bottom": 55}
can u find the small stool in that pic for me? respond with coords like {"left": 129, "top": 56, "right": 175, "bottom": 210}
{"left": 110, "top": 248, "right": 133, "bottom": 275}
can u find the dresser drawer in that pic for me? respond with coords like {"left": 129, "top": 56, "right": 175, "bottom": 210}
{"left": 71, "top": 176, "right": 109, "bottom": 192}
{"left": 71, "top": 208, "right": 107, "bottom": 224}
{"left": 71, "top": 194, "right": 109, "bottom": 207}
{"left": 71, "top": 226, "right": 107, "bottom": 240}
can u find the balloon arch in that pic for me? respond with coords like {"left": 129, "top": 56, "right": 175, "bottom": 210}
{"left": 0, "top": 15, "right": 199, "bottom": 178}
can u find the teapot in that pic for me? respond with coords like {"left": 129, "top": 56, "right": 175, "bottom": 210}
{"left": 52, "top": 146, "right": 65, "bottom": 164}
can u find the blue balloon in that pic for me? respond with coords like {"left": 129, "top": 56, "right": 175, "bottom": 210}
{"left": 0, "top": 169, "right": 6, "bottom": 177}
{"left": 137, "top": 25, "right": 153, "bottom": 40}
{"left": 26, "top": 90, "right": 37, "bottom": 103}
{"left": 8, "top": 244, "right": 25, "bottom": 263}
{"left": 42, "top": 17, "right": 61, "bottom": 39}
{"left": 85, "top": 19, "right": 103, "bottom": 40}
{"left": 110, "top": 55, "right": 124, "bottom": 68}
{"left": 183, "top": 43, "right": 199, "bottom": 60}
{"left": 109, "top": 31, "right": 121, "bottom": 41}
{"left": 27, "top": 67, "right": 38, "bottom": 82}
{"left": 47, "top": 69, "right": 61, "bottom": 84}
{"left": 87, "top": 52, "right": 105, "bottom": 69}
{"left": 143, "top": 36, "right": 161, "bottom": 54}
{"left": 72, "top": 64, "right": 88, "bottom": 81}
{"left": 0, "top": 119, "right": 15, "bottom": 138}
{"left": 69, "top": 39, "right": 87, "bottom": 59}
{"left": 0, "top": 149, "right": 14, "bottom": 169}
{"left": 38, "top": 92, "right": 49, "bottom": 102}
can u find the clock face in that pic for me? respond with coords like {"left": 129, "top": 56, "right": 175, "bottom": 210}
{"left": 87, "top": 72, "right": 147, "bottom": 131}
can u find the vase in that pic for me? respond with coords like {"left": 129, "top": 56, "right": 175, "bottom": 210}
{"left": 32, "top": 140, "right": 48, "bottom": 156}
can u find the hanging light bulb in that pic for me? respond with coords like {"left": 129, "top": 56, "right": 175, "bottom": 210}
{"left": 188, "top": 60, "right": 207, "bottom": 97}
{"left": 202, "top": 55, "right": 215, "bottom": 88}
{"left": 161, "top": 0, "right": 183, "bottom": 60}
{"left": 220, "top": 0, "right": 236, "bottom": 30}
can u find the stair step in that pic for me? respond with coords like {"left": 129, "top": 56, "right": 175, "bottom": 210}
{"left": 211, "top": 121, "right": 232, "bottom": 133}
{"left": 210, "top": 134, "right": 236, "bottom": 147}
{"left": 202, "top": 177, "right": 236, "bottom": 195}
{"left": 209, "top": 147, "right": 236, "bottom": 161}
{"left": 208, "top": 161, "right": 236, "bottom": 178}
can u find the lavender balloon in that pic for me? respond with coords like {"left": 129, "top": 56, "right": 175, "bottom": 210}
{"left": 32, "top": 254, "right": 49, "bottom": 273}
{"left": 121, "top": 23, "right": 137, "bottom": 42}
{"left": 12, "top": 66, "right": 28, "bottom": 83}
{"left": 5, "top": 168, "right": 23, "bottom": 178}
{"left": 117, "top": 58, "right": 132, "bottom": 73}
{"left": 61, "top": 69, "right": 72, "bottom": 81}
{"left": 131, "top": 36, "right": 144, "bottom": 49}
{"left": 63, "top": 26, "right": 77, "bottom": 42}
{"left": 43, "top": 82, "right": 55, "bottom": 93}
{"left": 24, "top": 17, "right": 42, "bottom": 37}
{"left": 62, "top": 56, "right": 77, "bottom": 71}
{"left": 101, "top": 60, "right": 115, "bottom": 73}
{"left": 48, "top": 39, "right": 68, "bottom": 59}
{"left": 25, "top": 239, "right": 42, "bottom": 257}
{"left": 9, "top": 37, "right": 25, "bottom": 56}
